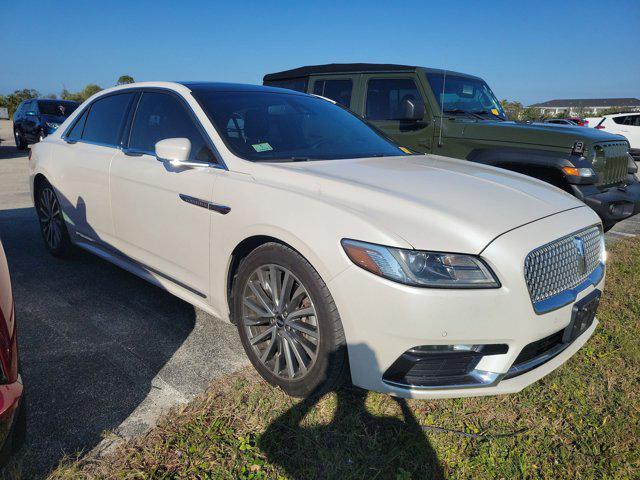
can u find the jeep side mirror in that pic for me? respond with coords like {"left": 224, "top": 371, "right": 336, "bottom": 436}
{"left": 399, "top": 97, "right": 425, "bottom": 121}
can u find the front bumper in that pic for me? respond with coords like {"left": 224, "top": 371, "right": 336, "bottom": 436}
{"left": 328, "top": 207, "right": 604, "bottom": 399}
{"left": 572, "top": 174, "right": 640, "bottom": 228}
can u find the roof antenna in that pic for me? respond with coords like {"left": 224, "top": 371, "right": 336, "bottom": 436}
{"left": 437, "top": 70, "right": 447, "bottom": 148}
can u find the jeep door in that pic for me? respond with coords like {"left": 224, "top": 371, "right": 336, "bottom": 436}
{"left": 109, "top": 90, "right": 220, "bottom": 298}
{"left": 359, "top": 74, "right": 433, "bottom": 153}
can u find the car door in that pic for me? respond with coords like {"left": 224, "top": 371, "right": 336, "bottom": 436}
{"left": 57, "top": 92, "right": 136, "bottom": 244}
{"left": 618, "top": 114, "right": 640, "bottom": 149}
{"left": 361, "top": 74, "right": 433, "bottom": 153}
{"left": 109, "top": 90, "right": 221, "bottom": 298}
{"left": 23, "top": 100, "right": 38, "bottom": 143}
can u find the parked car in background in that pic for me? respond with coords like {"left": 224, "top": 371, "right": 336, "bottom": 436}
{"left": 13, "top": 99, "right": 79, "bottom": 150}
{"left": 544, "top": 118, "right": 588, "bottom": 127}
{"left": 31, "top": 82, "right": 605, "bottom": 399}
{"left": 0, "top": 239, "right": 24, "bottom": 465}
{"left": 264, "top": 64, "right": 640, "bottom": 230}
{"left": 544, "top": 119, "right": 579, "bottom": 126}
{"left": 593, "top": 113, "right": 640, "bottom": 160}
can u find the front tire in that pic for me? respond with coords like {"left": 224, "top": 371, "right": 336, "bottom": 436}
{"left": 233, "top": 243, "right": 349, "bottom": 397}
{"left": 35, "top": 181, "right": 72, "bottom": 257}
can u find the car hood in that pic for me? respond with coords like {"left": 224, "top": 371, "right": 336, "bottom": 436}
{"left": 444, "top": 118, "right": 625, "bottom": 149}
{"left": 255, "top": 155, "right": 586, "bottom": 253}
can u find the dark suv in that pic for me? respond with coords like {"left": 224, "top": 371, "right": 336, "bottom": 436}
{"left": 264, "top": 63, "right": 640, "bottom": 230}
{"left": 13, "top": 99, "right": 79, "bottom": 150}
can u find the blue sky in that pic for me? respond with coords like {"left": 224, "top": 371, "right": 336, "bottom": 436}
{"left": 1, "top": 0, "right": 638, "bottom": 105}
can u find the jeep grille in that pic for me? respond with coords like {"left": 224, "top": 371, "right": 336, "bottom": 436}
{"left": 592, "top": 142, "right": 629, "bottom": 187}
{"left": 524, "top": 225, "right": 603, "bottom": 307}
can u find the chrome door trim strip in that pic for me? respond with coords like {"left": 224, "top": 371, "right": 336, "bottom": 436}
{"left": 73, "top": 231, "right": 207, "bottom": 298}
{"left": 179, "top": 194, "right": 230, "bottom": 214}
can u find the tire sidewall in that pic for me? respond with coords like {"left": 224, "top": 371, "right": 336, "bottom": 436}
{"left": 35, "top": 181, "right": 72, "bottom": 257}
{"left": 233, "top": 243, "right": 343, "bottom": 397}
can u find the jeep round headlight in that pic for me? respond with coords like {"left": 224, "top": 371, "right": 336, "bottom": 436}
{"left": 341, "top": 239, "right": 500, "bottom": 288}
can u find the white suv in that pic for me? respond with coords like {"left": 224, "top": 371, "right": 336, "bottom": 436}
{"left": 594, "top": 113, "right": 640, "bottom": 160}
{"left": 29, "top": 82, "right": 605, "bottom": 398}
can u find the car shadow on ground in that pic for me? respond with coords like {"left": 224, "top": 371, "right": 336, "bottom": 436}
{"left": 0, "top": 144, "right": 27, "bottom": 161}
{"left": 259, "top": 345, "right": 445, "bottom": 479}
{"left": 0, "top": 205, "right": 198, "bottom": 478}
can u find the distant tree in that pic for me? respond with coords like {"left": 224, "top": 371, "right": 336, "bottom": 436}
{"left": 61, "top": 84, "right": 103, "bottom": 103}
{"left": 0, "top": 88, "right": 40, "bottom": 116}
{"left": 500, "top": 99, "right": 525, "bottom": 120}
{"left": 521, "top": 108, "right": 540, "bottom": 122}
{"left": 117, "top": 75, "right": 135, "bottom": 85}
{"left": 45, "top": 93, "right": 57, "bottom": 99}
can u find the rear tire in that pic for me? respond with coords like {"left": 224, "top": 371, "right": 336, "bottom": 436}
{"left": 35, "top": 180, "right": 73, "bottom": 257}
{"left": 14, "top": 129, "right": 27, "bottom": 151}
{"left": 233, "top": 242, "right": 349, "bottom": 398}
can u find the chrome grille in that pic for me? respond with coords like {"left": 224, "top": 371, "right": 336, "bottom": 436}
{"left": 524, "top": 225, "right": 603, "bottom": 305}
{"left": 592, "top": 142, "right": 629, "bottom": 187}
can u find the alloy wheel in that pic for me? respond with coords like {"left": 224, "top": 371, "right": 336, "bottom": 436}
{"left": 241, "top": 264, "right": 319, "bottom": 380}
{"left": 38, "top": 187, "right": 64, "bottom": 250}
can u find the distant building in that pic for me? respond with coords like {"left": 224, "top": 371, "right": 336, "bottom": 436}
{"left": 528, "top": 98, "right": 640, "bottom": 116}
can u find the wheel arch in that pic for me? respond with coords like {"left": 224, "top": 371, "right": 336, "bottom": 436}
{"left": 224, "top": 233, "right": 327, "bottom": 324}
{"left": 467, "top": 147, "right": 578, "bottom": 193}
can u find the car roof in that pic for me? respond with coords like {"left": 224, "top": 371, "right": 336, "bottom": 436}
{"left": 263, "top": 63, "right": 482, "bottom": 82}
{"left": 177, "top": 81, "right": 306, "bottom": 95}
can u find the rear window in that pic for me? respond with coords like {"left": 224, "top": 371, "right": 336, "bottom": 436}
{"left": 37, "top": 100, "right": 78, "bottom": 117}
{"left": 263, "top": 78, "right": 308, "bottom": 93}
{"left": 312, "top": 79, "right": 353, "bottom": 107}
{"left": 81, "top": 93, "right": 134, "bottom": 146}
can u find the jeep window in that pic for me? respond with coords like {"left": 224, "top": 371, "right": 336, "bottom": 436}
{"left": 365, "top": 78, "right": 422, "bottom": 121}
{"left": 193, "top": 90, "right": 404, "bottom": 161}
{"left": 427, "top": 73, "right": 505, "bottom": 119}
{"left": 313, "top": 79, "right": 353, "bottom": 107}
{"left": 129, "top": 92, "right": 216, "bottom": 162}
{"left": 37, "top": 100, "right": 78, "bottom": 117}
{"left": 81, "top": 93, "right": 134, "bottom": 146}
{"left": 263, "top": 78, "right": 307, "bottom": 93}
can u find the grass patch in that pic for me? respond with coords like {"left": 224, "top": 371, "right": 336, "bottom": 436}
{"left": 49, "top": 238, "right": 640, "bottom": 479}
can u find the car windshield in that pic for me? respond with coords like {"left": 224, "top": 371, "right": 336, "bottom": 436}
{"left": 193, "top": 90, "right": 406, "bottom": 161}
{"left": 426, "top": 73, "right": 505, "bottom": 119}
{"left": 37, "top": 100, "right": 78, "bottom": 117}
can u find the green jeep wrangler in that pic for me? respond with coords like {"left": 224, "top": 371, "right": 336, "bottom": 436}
{"left": 264, "top": 63, "right": 640, "bottom": 230}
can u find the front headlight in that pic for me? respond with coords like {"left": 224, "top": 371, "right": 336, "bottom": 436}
{"left": 341, "top": 239, "right": 500, "bottom": 288}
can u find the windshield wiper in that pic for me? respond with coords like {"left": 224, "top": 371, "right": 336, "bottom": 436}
{"left": 443, "top": 109, "right": 485, "bottom": 121}
{"left": 472, "top": 110, "right": 506, "bottom": 121}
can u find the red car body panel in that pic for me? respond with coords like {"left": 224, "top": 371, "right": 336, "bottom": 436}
{"left": 0, "top": 239, "right": 21, "bottom": 453}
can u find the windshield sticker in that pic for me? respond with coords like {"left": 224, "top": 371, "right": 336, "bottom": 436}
{"left": 491, "top": 108, "right": 500, "bottom": 116}
{"left": 399, "top": 146, "right": 412, "bottom": 154}
{"left": 252, "top": 142, "right": 273, "bottom": 152}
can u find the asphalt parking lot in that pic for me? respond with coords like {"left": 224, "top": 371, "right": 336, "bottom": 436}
{"left": 1, "top": 119, "right": 639, "bottom": 477}
{"left": 0, "top": 121, "right": 248, "bottom": 477}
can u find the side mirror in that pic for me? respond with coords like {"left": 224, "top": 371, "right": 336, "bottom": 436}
{"left": 155, "top": 137, "right": 192, "bottom": 166}
{"left": 399, "top": 97, "right": 425, "bottom": 121}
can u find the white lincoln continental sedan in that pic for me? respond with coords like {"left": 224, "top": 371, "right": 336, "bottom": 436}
{"left": 29, "top": 82, "right": 605, "bottom": 398}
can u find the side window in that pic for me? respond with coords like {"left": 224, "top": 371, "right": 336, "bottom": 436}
{"left": 366, "top": 78, "right": 423, "bottom": 121}
{"left": 613, "top": 116, "right": 627, "bottom": 125}
{"left": 129, "top": 92, "right": 215, "bottom": 163}
{"left": 264, "top": 78, "right": 307, "bottom": 93}
{"left": 82, "top": 93, "right": 133, "bottom": 146}
{"left": 632, "top": 115, "right": 640, "bottom": 127}
{"left": 312, "top": 79, "right": 353, "bottom": 107}
{"left": 67, "top": 109, "right": 88, "bottom": 141}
